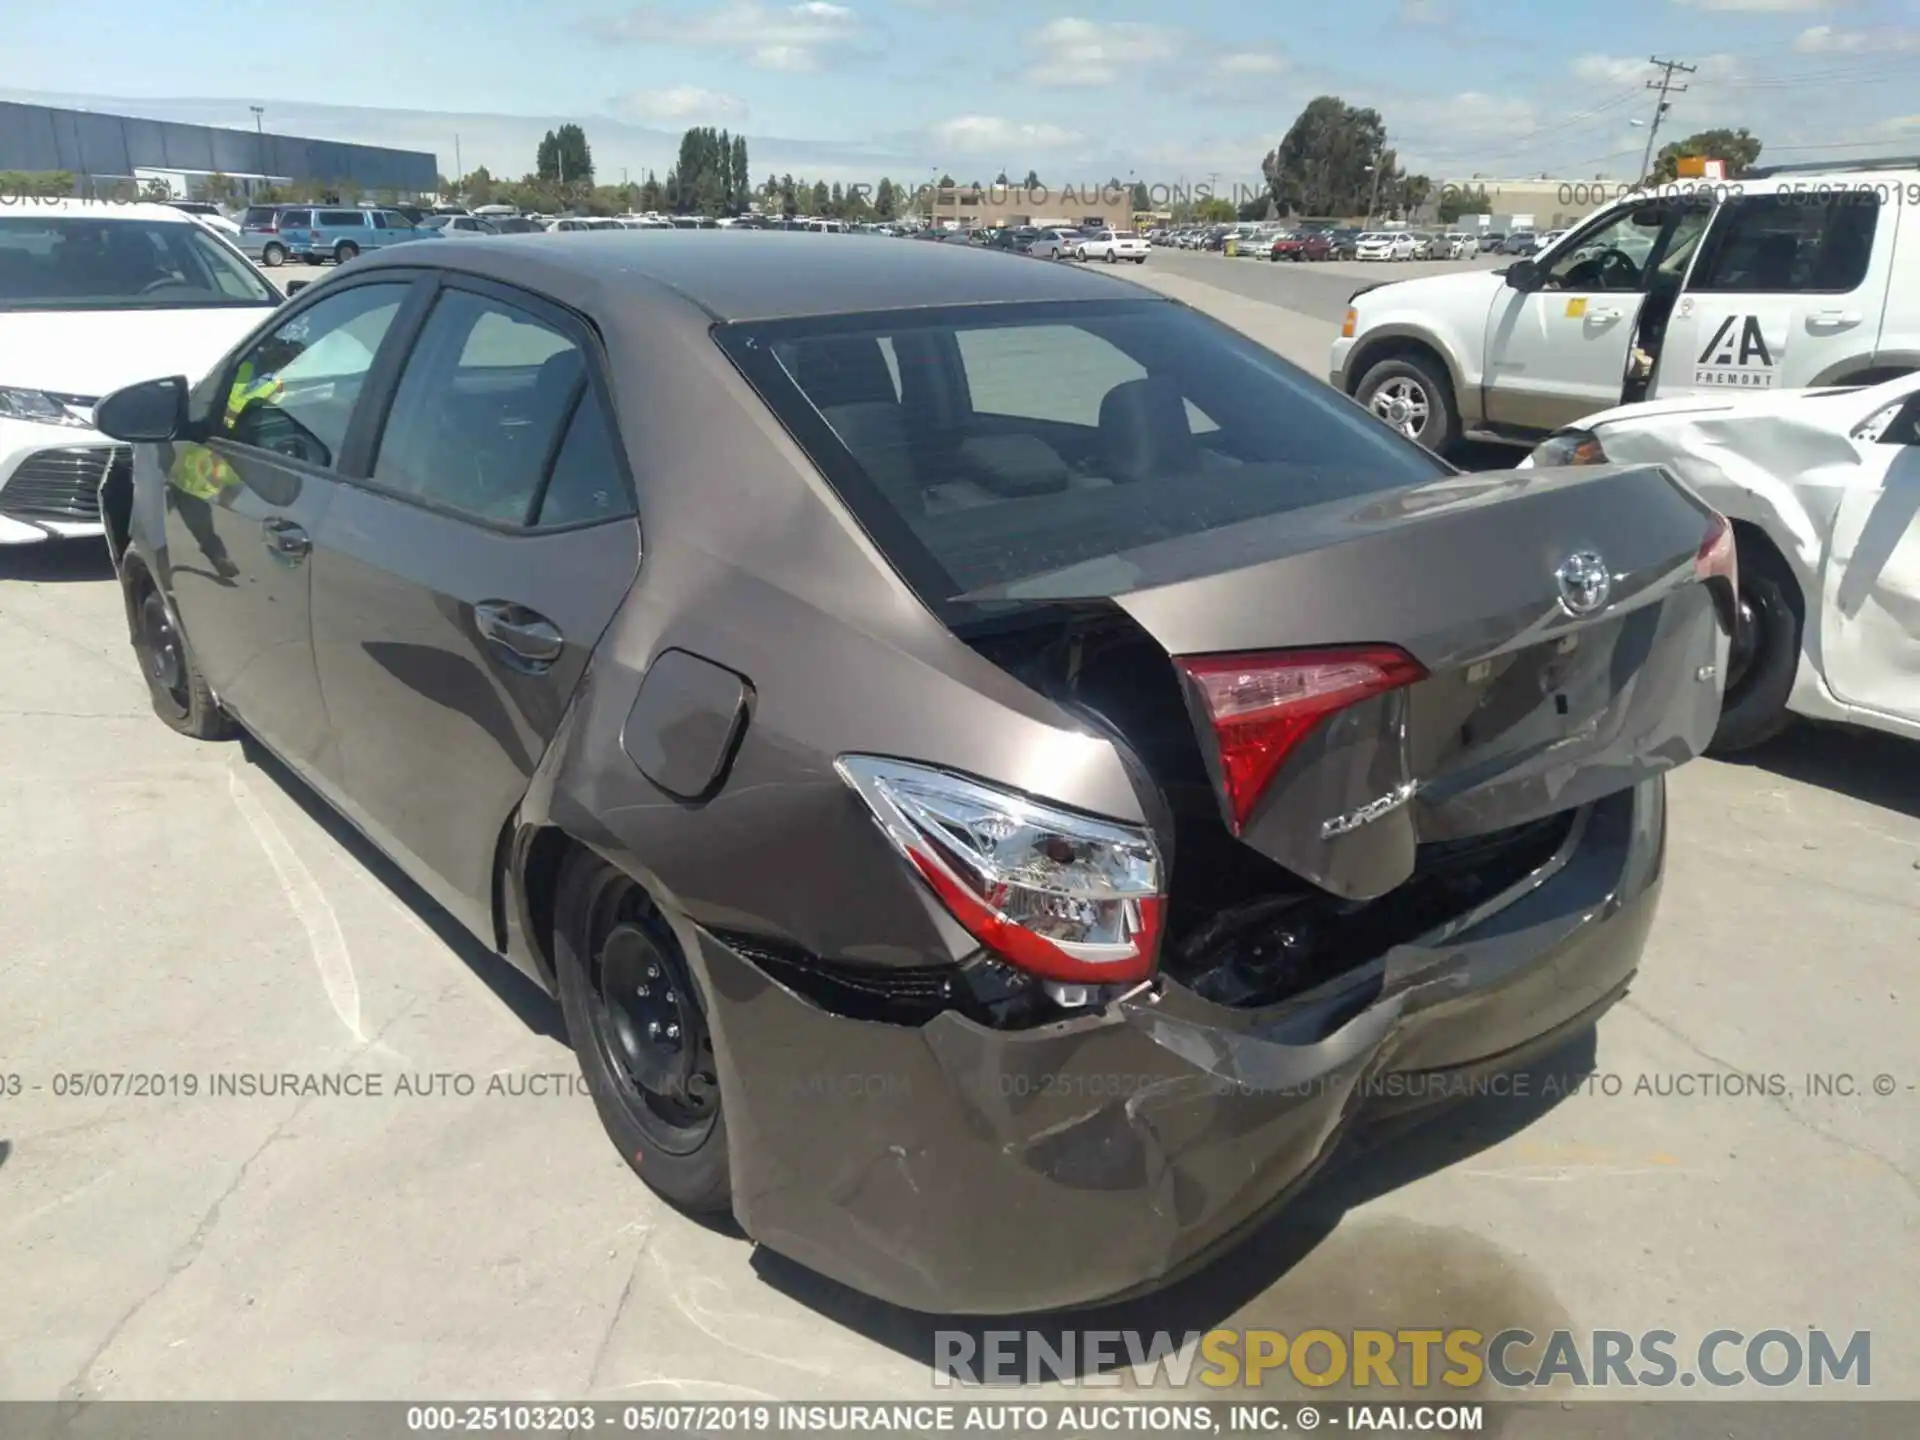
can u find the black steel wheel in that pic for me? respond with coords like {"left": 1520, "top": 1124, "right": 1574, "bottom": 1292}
{"left": 125, "top": 567, "right": 233, "bottom": 740}
{"left": 554, "top": 850, "right": 731, "bottom": 1211}
{"left": 1709, "top": 543, "right": 1801, "bottom": 753}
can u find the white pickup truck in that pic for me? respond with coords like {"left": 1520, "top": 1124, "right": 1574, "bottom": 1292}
{"left": 1330, "top": 165, "right": 1920, "bottom": 456}
{"left": 1076, "top": 228, "right": 1149, "bottom": 264}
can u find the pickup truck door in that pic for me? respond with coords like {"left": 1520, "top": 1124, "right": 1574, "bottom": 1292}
{"left": 1482, "top": 200, "right": 1704, "bottom": 433}
{"left": 1819, "top": 388, "right": 1920, "bottom": 723}
{"left": 1655, "top": 192, "right": 1892, "bottom": 398}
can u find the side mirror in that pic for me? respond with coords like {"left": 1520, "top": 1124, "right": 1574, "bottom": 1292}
{"left": 1505, "top": 258, "right": 1541, "bottom": 291}
{"left": 284, "top": 278, "right": 310, "bottom": 296}
{"left": 95, "top": 376, "right": 189, "bottom": 444}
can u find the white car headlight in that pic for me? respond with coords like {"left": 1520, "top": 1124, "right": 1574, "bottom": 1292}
{"left": 0, "top": 387, "right": 92, "bottom": 429}
{"left": 1524, "top": 429, "right": 1608, "bottom": 469}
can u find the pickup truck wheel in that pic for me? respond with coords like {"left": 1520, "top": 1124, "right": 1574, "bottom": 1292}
{"left": 1708, "top": 545, "right": 1801, "bottom": 754}
{"left": 1356, "top": 355, "right": 1460, "bottom": 455}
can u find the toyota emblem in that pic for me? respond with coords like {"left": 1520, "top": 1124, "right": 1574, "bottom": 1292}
{"left": 1555, "top": 552, "right": 1612, "bottom": 617}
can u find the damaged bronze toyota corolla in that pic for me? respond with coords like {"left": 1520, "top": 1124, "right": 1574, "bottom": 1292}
{"left": 95, "top": 232, "right": 1732, "bottom": 1315}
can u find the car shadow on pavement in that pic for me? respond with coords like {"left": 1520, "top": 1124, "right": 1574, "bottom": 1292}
{"left": 0, "top": 1139, "right": 10, "bottom": 1170}
{"left": 0, "top": 538, "right": 116, "bottom": 583}
{"left": 1732, "top": 722, "right": 1920, "bottom": 821}
{"left": 747, "top": 1026, "right": 1599, "bottom": 1369}
{"left": 235, "top": 733, "right": 567, "bottom": 1043}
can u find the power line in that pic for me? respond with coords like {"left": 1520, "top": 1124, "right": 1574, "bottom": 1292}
{"left": 1638, "top": 56, "right": 1697, "bottom": 184}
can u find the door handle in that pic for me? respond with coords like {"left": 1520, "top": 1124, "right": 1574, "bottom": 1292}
{"left": 474, "top": 600, "right": 565, "bottom": 670}
{"left": 1809, "top": 310, "right": 1862, "bottom": 327}
{"left": 1586, "top": 308, "right": 1624, "bottom": 323}
{"left": 263, "top": 518, "right": 310, "bottom": 560}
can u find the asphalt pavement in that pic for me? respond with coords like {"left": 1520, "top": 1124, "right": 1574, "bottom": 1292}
{"left": 1, "top": 245, "right": 1916, "bottom": 1408}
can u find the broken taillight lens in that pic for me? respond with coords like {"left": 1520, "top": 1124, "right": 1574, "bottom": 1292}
{"left": 1694, "top": 510, "right": 1739, "bottom": 633}
{"left": 1176, "top": 646, "right": 1428, "bottom": 833}
{"left": 835, "top": 756, "right": 1165, "bottom": 985}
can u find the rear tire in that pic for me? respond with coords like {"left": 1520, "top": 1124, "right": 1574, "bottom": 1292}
{"left": 1708, "top": 543, "right": 1802, "bottom": 754}
{"left": 261, "top": 242, "right": 285, "bottom": 267}
{"left": 126, "top": 567, "right": 233, "bottom": 740}
{"left": 1355, "top": 353, "right": 1461, "bottom": 456}
{"left": 553, "top": 849, "right": 731, "bottom": 1214}
{"left": 334, "top": 241, "right": 359, "bottom": 264}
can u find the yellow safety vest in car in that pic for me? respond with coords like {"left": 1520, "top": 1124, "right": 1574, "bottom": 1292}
{"left": 168, "top": 362, "right": 283, "bottom": 500}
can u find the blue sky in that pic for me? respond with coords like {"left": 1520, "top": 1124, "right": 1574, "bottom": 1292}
{"left": 5, "top": 0, "right": 1919, "bottom": 188}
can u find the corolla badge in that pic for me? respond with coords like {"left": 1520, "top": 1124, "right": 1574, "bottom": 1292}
{"left": 1554, "top": 551, "right": 1612, "bottom": 618}
{"left": 1320, "top": 780, "right": 1420, "bottom": 839}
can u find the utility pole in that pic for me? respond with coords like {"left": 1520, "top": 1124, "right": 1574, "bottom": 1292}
{"left": 1638, "top": 57, "right": 1695, "bottom": 185}
{"left": 454, "top": 134, "right": 463, "bottom": 184}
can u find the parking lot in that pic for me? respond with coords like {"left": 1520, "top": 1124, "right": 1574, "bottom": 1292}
{"left": 2, "top": 242, "right": 1917, "bottom": 1412}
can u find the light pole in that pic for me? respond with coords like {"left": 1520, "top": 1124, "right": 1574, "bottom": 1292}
{"left": 249, "top": 107, "right": 265, "bottom": 201}
{"left": 1365, "top": 162, "right": 1385, "bottom": 227}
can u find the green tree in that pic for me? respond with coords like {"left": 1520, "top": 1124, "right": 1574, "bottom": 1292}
{"left": 731, "top": 134, "right": 750, "bottom": 211}
{"left": 461, "top": 166, "right": 496, "bottom": 206}
{"left": 140, "top": 177, "right": 173, "bottom": 201}
{"left": 1196, "top": 196, "right": 1237, "bottom": 224}
{"left": 1436, "top": 182, "right": 1490, "bottom": 224}
{"left": 779, "top": 173, "right": 798, "bottom": 216}
{"left": 1021, "top": 169, "right": 1041, "bottom": 189}
{"left": 811, "top": 179, "right": 830, "bottom": 213}
{"left": 1261, "top": 95, "right": 1392, "bottom": 218}
{"left": 937, "top": 173, "right": 955, "bottom": 187}
{"left": 1651, "top": 127, "right": 1762, "bottom": 183}
{"left": 201, "top": 172, "right": 238, "bottom": 206}
{"left": 875, "top": 177, "right": 897, "bottom": 218}
{"left": 638, "top": 171, "right": 665, "bottom": 211}
{"left": 0, "top": 170, "right": 74, "bottom": 198}
{"left": 1130, "top": 180, "right": 1150, "bottom": 211}
{"left": 537, "top": 124, "right": 593, "bottom": 184}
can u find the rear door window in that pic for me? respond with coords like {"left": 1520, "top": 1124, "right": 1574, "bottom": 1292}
{"left": 370, "top": 286, "right": 602, "bottom": 526}
{"left": 1688, "top": 195, "right": 1879, "bottom": 294}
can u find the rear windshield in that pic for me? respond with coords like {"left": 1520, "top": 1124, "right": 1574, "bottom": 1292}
{"left": 717, "top": 299, "right": 1446, "bottom": 613}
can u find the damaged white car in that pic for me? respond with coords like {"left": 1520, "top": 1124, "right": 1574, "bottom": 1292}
{"left": 1520, "top": 373, "right": 1920, "bottom": 751}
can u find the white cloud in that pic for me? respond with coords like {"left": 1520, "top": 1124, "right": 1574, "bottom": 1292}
{"left": 612, "top": 86, "right": 749, "bottom": 123}
{"left": 1795, "top": 25, "right": 1920, "bottom": 53}
{"left": 595, "top": 2, "right": 864, "bottom": 71}
{"left": 928, "top": 114, "right": 1086, "bottom": 153}
{"left": 1020, "top": 18, "right": 1185, "bottom": 87}
{"left": 1398, "top": 0, "right": 1448, "bottom": 23}
{"left": 1673, "top": 0, "right": 1834, "bottom": 11}
{"left": 1217, "top": 52, "right": 1288, "bottom": 76}
{"left": 1572, "top": 54, "right": 1652, "bottom": 85}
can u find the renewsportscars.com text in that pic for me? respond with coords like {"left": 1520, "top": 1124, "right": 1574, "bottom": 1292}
{"left": 933, "top": 1328, "right": 1871, "bottom": 1390}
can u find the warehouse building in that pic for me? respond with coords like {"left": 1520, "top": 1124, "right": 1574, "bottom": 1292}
{"left": 0, "top": 101, "right": 438, "bottom": 200}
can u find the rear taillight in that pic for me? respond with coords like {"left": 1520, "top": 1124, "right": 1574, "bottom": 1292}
{"left": 1176, "top": 646, "right": 1427, "bottom": 833}
{"left": 1694, "top": 511, "right": 1739, "bottom": 632}
{"left": 1695, "top": 511, "right": 1736, "bottom": 587}
{"left": 836, "top": 756, "right": 1164, "bottom": 985}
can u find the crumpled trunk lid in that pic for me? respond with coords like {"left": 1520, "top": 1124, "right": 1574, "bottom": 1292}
{"left": 1102, "top": 463, "right": 1727, "bottom": 899}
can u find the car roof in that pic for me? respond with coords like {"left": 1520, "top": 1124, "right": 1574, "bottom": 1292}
{"left": 346, "top": 229, "right": 1161, "bottom": 322}
{"left": 3, "top": 199, "right": 196, "bottom": 224}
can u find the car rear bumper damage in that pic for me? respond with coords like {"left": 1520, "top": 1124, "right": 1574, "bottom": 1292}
{"left": 691, "top": 777, "right": 1666, "bottom": 1315}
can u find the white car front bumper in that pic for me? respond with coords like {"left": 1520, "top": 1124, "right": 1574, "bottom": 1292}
{"left": 0, "top": 417, "right": 120, "bottom": 544}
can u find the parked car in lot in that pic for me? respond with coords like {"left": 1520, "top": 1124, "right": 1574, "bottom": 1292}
{"left": 1270, "top": 230, "right": 1333, "bottom": 262}
{"left": 236, "top": 204, "right": 301, "bottom": 267}
{"left": 1355, "top": 231, "right": 1418, "bottom": 261}
{"left": 279, "top": 207, "right": 443, "bottom": 264}
{"left": 92, "top": 231, "right": 1729, "bottom": 1315}
{"left": 0, "top": 200, "right": 281, "bottom": 545}
{"left": 1477, "top": 231, "right": 1507, "bottom": 253}
{"left": 1333, "top": 167, "right": 1919, "bottom": 457}
{"left": 1519, "top": 373, "right": 1920, "bottom": 751}
{"left": 1076, "top": 228, "right": 1149, "bottom": 263}
{"left": 421, "top": 214, "right": 500, "bottom": 237}
{"left": 1440, "top": 232, "right": 1478, "bottom": 260}
{"left": 1326, "top": 227, "right": 1364, "bottom": 259}
{"left": 165, "top": 201, "right": 242, "bottom": 239}
{"left": 1026, "top": 228, "right": 1084, "bottom": 259}
{"left": 1499, "top": 231, "right": 1540, "bottom": 255}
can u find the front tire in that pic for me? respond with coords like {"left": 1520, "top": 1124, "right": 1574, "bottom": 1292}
{"left": 334, "top": 241, "right": 359, "bottom": 264}
{"left": 261, "top": 242, "right": 285, "bottom": 267}
{"left": 126, "top": 567, "right": 233, "bottom": 740}
{"left": 554, "top": 850, "right": 731, "bottom": 1213}
{"left": 1355, "top": 353, "right": 1460, "bottom": 455}
{"left": 1709, "top": 544, "right": 1802, "bottom": 754}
